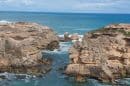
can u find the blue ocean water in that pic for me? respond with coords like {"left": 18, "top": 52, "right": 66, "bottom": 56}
{"left": 0, "top": 11, "right": 130, "bottom": 86}
{"left": 1, "top": 12, "right": 130, "bottom": 34}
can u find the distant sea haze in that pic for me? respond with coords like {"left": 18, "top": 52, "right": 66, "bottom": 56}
{"left": 0, "top": 11, "right": 130, "bottom": 34}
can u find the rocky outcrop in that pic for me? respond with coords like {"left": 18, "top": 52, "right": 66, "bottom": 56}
{"left": 65, "top": 24, "right": 130, "bottom": 82}
{"left": 59, "top": 32, "right": 82, "bottom": 42}
{"left": 0, "top": 22, "right": 59, "bottom": 76}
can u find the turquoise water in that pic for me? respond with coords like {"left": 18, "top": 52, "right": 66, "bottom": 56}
{"left": 0, "top": 12, "right": 130, "bottom": 86}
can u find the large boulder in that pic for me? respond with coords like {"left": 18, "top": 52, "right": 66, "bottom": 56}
{"left": 65, "top": 24, "right": 130, "bottom": 83}
{"left": 0, "top": 22, "right": 59, "bottom": 76}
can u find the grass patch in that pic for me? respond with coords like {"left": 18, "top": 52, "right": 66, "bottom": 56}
{"left": 117, "top": 30, "right": 130, "bottom": 37}
{"left": 90, "top": 27, "right": 108, "bottom": 33}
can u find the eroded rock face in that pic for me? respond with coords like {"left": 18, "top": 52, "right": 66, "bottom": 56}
{"left": 0, "top": 22, "right": 59, "bottom": 75}
{"left": 65, "top": 24, "right": 130, "bottom": 82}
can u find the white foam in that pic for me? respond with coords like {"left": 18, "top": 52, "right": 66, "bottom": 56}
{"left": 59, "top": 34, "right": 83, "bottom": 38}
{"left": 43, "top": 42, "right": 72, "bottom": 54}
{"left": 71, "top": 35, "right": 83, "bottom": 43}
{"left": 58, "top": 35, "right": 64, "bottom": 38}
{"left": 0, "top": 72, "right": 33, "bottom": 80}
{"left": 58, "top": 34, "right": 83, "bottom": 43}
{"left": 71, "top": 40, "right": 77, "bottom": 43}
{"left": 78, "top": 35, "right": 84, "bottom": 38}
{"left": 0, "top": 20, "right": 12, "bottom": 25}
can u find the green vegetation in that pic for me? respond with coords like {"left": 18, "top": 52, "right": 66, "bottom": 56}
{"left": 125, "top": 32, "right": 130, "bottom": 36}
{"left": 117, "top": 29, "right": 130, "bottom": 37}
{"left": 90, "top": 27, "right": 108, "bottom": 33}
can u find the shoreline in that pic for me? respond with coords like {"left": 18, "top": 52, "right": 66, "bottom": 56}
{"left": 0, "top": 21, "right": 130, "bottom": 86}
{"left": 0, "top": 22, "right": 59, "bottom": 77}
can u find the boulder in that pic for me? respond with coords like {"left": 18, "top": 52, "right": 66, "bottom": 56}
{"left": 59, "top": 32, "right": 82, "bottom": 42}
{"left": 70, "top": 33, "right": 80, "bottom": 40}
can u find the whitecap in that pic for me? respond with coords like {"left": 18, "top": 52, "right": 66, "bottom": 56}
{"left": 0, "top": 20, "right": 12, "bottom": 25}
{"left": 78, "top": 35, "right": 84, "bottom": 38}
{"left": 0, "top": 72, "right": 33, "bottom": 80}
{"left": 58, "top": 34, "right": 64, "bottom": 38}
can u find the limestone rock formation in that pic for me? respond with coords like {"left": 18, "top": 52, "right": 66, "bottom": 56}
{"left": 0, "top": 22, "right": 59, "bottom": 75}
{"left": 65, "top": 24, "right": 130, "bottom": 82}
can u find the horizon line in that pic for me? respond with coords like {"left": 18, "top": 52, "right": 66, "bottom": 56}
{"left": 0, "top": 10, "right": 130, "bottom": 15}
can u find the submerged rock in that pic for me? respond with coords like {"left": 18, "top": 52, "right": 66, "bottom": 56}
{"left": 65, "top": 24, "right": 130, "bottom": 83}
{"left": 0, "top": 22, "right": 59, "bottom": 76}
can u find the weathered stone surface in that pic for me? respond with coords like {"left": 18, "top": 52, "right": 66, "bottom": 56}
{"left": 0, "top": 22, "right": 59, "bottom": 75}
{"left": 65, "top": 24, "right": 130, "bottom": 82}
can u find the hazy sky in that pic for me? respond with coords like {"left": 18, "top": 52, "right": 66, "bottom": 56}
{"left": 0, "top": 0, "right": 130, "bottom": 13}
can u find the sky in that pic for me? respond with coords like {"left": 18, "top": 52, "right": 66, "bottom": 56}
{"left": 0, "top": 0, "right": 130, "bottom": 13}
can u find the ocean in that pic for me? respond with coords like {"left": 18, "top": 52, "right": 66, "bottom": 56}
{"left": 1, "top": 12, "right": 130, "bottom": 34}
{"left": 0, "top": 11, "right": 130, "bottom": 86}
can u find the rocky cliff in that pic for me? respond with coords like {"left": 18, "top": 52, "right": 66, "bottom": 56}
{"left": 65, "top": 24, "right": 130, "bottom": 82}
{"left": 0, "top": 22, "right": 59, "bottom": 76}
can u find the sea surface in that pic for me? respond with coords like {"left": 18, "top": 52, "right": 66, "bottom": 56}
{"left": 0, "top": 11, "right": 130, "bottom": 86}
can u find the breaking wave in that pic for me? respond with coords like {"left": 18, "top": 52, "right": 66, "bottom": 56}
{"left": 0, "top": 72, "right": 35, "bottom": 80}
{"left": 43, "top": 42, "right": 72, "bottom": 54}
{"left": 0, "top": 20, "right": 12, "bottom": 25}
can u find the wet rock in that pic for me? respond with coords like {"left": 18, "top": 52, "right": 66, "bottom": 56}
{"left": 65, "top": 24, "right": 130, "bottom": 83}
{"left": 59, "top": 32, "right": 82, "bottom": 42}
{"left": 70, "top": 33, "right": 80, "bottom": 40}
{"left": 64, "top": 32, "right": 71, "bottom": 41}
{"left": 0, "top": 22, "right": 59, "bottom": 75}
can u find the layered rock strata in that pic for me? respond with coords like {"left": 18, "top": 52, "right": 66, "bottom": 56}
{"left": 65, "top": 24, "right": 130, "bottom": 82}
{"left": 0, "top": 22, "right": 59, "bottom": 76}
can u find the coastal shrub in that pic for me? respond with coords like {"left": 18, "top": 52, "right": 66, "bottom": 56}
{"left": 125, "top": 32, "right": 130, "bottom": 36}
{"left": 90, "top": 27, "right": 107, "bottom": 33}
{"left": 117, "top": 29, "right": 130, "bottom": 37}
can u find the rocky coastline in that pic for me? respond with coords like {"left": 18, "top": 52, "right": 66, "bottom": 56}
{"left": 65, "top": 24, "right": 130, "bottom": 83}
{"left": 0, "top": 22, "right": 59, "bottom": 76}
{"left": 0, "top": 21, "right": 130, "bottom": 84}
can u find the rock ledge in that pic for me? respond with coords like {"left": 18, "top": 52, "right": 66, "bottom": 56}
{"left": 65, "top": 24, "right": 130, "bottom": 82}
{"left": 0, "top": 22, "right": 59, "bottom": 76}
